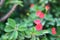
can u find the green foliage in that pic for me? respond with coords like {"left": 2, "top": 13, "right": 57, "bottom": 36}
{"left": 0, "top": 0, "right": 60, "bottom": 40}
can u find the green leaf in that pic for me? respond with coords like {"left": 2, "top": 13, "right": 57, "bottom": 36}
{"left": 41, "top": 20, "right": 46, "bottom": 26}
{"left": 25, "top": 30, "right": 32, "bottom": 36}
{"left": 31, "top": 36, "right": 36, "bottom": 40}
{"left": 8, "top": 18, "right": 16, "bottom": 28}
{"left": 9, "top": 31, "right": 18, "bottom": 40}
{"left": 49, "top": 36, "right": 56, "bottom": 40}
{"left": 47, "top": 22, "right": 55, "bottom": 26}
{"left": 1, "top": 34, "right": 8, "bottom": 40}
{"left": 4, "top": 26, "right": 13, "bottom": 32}
{"left": 38, "top": 6, "right": 44, "bottom": 11}
{"left": 41, "top": 35, "right": 48, "bottom": 40}
{"left": 35, "top": 30, "right": 50, "bottom": 36}
{"left": 56, "top": 18, "right": 60, "bottom": 26}
{"left": 18, "top": 36, "right": 24, "bottom": 40}
{"left": 39, "top": 0, "right": 48, "bottom": 4}
{"left": 0, "top": 38, "right": 1, "bottom": 40}
{"left": 45, "top": 14, "right": 53, "bottom": 21}
{"left": 0, "top": 23, "right": 4, "bottom": 30}
{"left": 10, "top": 1, "right": 23, "bottom": 4}
{"left": 36, "top": 37, "right": 40, "bottom": 40}
{"left": 13, "top": 31, "right": 18, "bottom": 39}
{"left": 56, "top": 38, "right": 60, "bottom": 40}
{"left": 26, "top": 27, "right": 50, "bottom": 36}
{"left": 6, "top": 0, "right": 23, "bottom": 6}
{"left": 25, "top": 35, "right": 31, "bottom": 38}
{"left": 18, "top": 32, "right": 25, "bottom": 40}
{"left": 57, "top": 26, "right": 60, "bottom": 35}
{"left": 18, "top": 26, "right": 27, "bottom": 31}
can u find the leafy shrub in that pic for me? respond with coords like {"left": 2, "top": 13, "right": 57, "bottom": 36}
{"left": 0, "top": 0, "right": 60, "bottom": 40}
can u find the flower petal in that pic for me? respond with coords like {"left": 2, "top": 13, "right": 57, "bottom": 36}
{"left": 51, "top": 27, "right": 56, "bottom": 35}
{"left": 34, "top": 19, "right": 41, "bottom": 25}
{"left": 39, "top": 13, "right": 45, "bottom": 18}
{"left": 35, "top": 24, "right": 43, "bottom": 31}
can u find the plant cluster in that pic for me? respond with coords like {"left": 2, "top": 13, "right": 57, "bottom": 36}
{"left": 0, "top": 0, "right": 60, "bottom": 40}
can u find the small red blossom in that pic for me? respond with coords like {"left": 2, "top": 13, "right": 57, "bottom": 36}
{"left": 36, "top": 10, "right": 41, "bottom": 16}
{"left": 35, "top": 24, "right": 43, "bottom": 31}
{"left": 36, "top": 10, "right": 45, "bottom": 18}
{"left": 39, "top": 13, "right": 45, "bottom": 18}
{"left": 51, "top": 27, "right": 56, "bottom": 35}
{"left": 30, "top": 4, "right": 34, "bottom": 8}
{"left": 45, "top": 5, "right": 50, "bottom": 11}
{"left": 34, "top": 19, "right": 41, "bottom": 25}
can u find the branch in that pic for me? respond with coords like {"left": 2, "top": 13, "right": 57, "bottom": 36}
{"left": 0, "top": 0, "right": 5, "bottom": 6}
{"left": 0, "top": 4, "right": 17, "bottom": 22}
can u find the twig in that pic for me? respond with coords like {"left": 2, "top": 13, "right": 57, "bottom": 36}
{"left": 0, "top": 4, "right": 17, "bottom": 22}
{"left": 0, "top": 0, "right": 5, "bottom": 6}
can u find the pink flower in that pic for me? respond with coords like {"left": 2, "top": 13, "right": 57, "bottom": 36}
{"left": 45, "top": 5, "right": 50, "bottom": 11}
{"left": 36, "top": 10, "right": 45, "bottom": 18}
{"left": 39, "top": 13, "right": 45, "bottom": 18}
{"left": 51, "top": 27, "right": 56, "bottom": 35}
{"left": 35, "top": 24, "right": 43, "bottom": 31}
{"left": 36, "top": 10, "right": 41, "bottom": 16}
{"left": 30, "top": 4, "right": 34, "bottom": 8}
{"left": 34, "top": 19, "right": 41, "bottom": 25}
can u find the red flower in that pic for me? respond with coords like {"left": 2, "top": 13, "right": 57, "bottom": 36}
{"left": 30, "top": 4, "right": 34, "bottom": 8}
{"left": 35, "top": 24, "right": 43, "bottom": 31}
{"left": 36, "top": 10, "right": 41, "bottom": 16}
{"left": 36, "top": 10, "right": 45, "bottom": 18}
{"left": 39, "top": 13, "right": 45, "bottom": 18}
{"left": 34, "top": 19, "right": 41, "bottom": 25}
{"left": 45, "top": 5, "right": 50, "bottom": 11}
{"left": 51, "top": 27, "right": 56, "bottom": 35}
